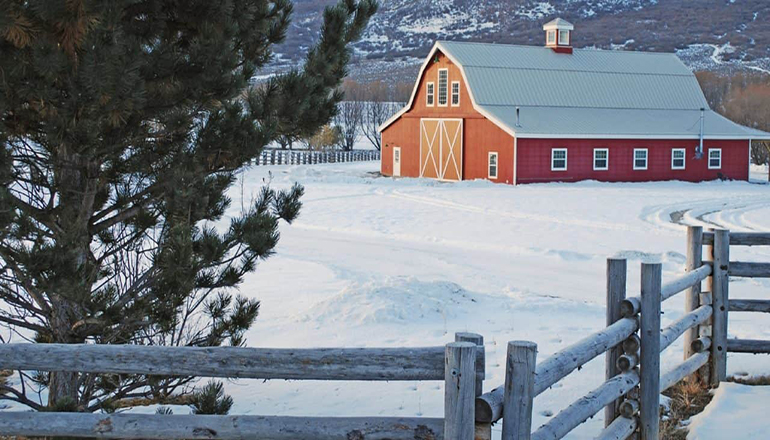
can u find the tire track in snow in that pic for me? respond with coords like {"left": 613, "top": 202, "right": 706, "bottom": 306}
{"left": 641, "top": 196, "right": 770, "bottom": 232}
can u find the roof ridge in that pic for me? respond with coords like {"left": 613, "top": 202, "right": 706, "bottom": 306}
{"left": 463, "top": 65, "right": 693, "bottom": 77}
{"left": 479, "top": 104, "right": 711, "bottom": 111}
{"left": 437, "top": 40, "right": 680, "bottom": 58}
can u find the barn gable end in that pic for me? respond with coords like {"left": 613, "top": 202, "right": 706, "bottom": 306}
{"left": 380, "top": 49, "right": 515, "bottom": 183}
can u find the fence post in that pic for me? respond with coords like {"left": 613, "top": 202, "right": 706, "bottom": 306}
{"left": 684, "top": 227, "right": 703, "bottom": 381}
{"left": 710, "top": 229, "right": 730, "bottom": 386}
{"left": 445, "top": 342, "right": 476, "bottom": 440}
{"left": 501, "top": 341, "right": 537, "bottom": 440}
{"left": 455, "top": 332, "right": 489, "bottom": 440}
{"left": 639, "top": 263, "right": 661, "bottom": 440}
{"left": 605, "top": 258, "right": 627, "bottom": 427}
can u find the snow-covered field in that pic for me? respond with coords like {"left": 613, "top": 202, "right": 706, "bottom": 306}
{"left": 688, "top": 382, "right": 770, "bottom": 439}
{"left": 217, "top": 161, "right": 770, "bottom": 438}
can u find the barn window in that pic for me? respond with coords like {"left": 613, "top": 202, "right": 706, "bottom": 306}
{"left": 438, "top": 69, "right": 448, "bottom": 106}
{"left": 426, "top": 82, "right": 435, "bottom": 106}
{"left": 558, "top": 30, "right": 570, "bottom": 45}
{"left": 451, "top": 81, "right": 460, "bottom": 106}
{"left": 551, "top": 148, "right": 567, "bottom": 171}
{"left": 488, "top": 152, "right": 498, "bottom": 179}
{"left": 547, "top": 30, "right": 556, "bottom": 44}
{"left": 633, "top": 148, "right": 648, "bottom": 170}
{"left": 593, "top": 148, "right": 608, "bottom": 170}
{"left": 671, "top": 148, "right": 686, "bottom": 170}
{"left": 708, "top": 148, "right": 722, "bottom": 169}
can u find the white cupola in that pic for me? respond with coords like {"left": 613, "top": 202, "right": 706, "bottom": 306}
{"left": 543, "top": 18, "right": 574, "bottom": 54}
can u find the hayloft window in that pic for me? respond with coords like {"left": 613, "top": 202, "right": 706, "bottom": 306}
{"left": 488, "top": 152, "right": 498, "bottom": 179}
{"left": 593, "top": 148, "right": 608, "bottom": 171}
{"left": 438, "top": 69, "right": 448, "bottom": 106}
{"left": 551, "top": 148, "right": 567, "bottom": 171}
{"left": 558, "top": 30, "right": 570, "bottom": 45}
{"left": 451, "top": 81, "right": 460, "bottom": 106}
{"left": 426, "top": 82, "right": 435, "bottom": 106}
{"left": 633, "top": 148, "right": 648, "bottom": 170}
{"left": 708, "top": 148, "right": 722, "bottom": 169}
{"left": 547, "top": 30, "right": 556, "bottom": 44}
{"left": 671, "top": 148, "right": 686, "bottom": 170}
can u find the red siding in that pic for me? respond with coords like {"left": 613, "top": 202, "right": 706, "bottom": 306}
{"left": 381, "top": 51, "right": 515, "bottom": 183}
{"left": 516, "top": 139, "right": 749, "bottom": 183}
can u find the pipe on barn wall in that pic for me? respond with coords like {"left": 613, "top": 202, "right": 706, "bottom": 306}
{"left": 697, "top": 108, "right": 705, "bottom": 159}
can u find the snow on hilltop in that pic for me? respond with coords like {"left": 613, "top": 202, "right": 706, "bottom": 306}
{"left": 275, "top": 0, "right": 770, "bottom": 81}
{"left": 192, "top": 161, "right": 770, "bottom": 439}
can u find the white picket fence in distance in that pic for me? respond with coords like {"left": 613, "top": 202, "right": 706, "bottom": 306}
{"left": 253, "top": 149, "right": 380, "bottom": 166}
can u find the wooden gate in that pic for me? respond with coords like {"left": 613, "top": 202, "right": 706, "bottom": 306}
{"left": 420, "top": 118, "right": 463, "bottom": 181}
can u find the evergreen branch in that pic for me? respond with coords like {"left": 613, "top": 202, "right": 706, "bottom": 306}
{"left": 0, "top": 314, "right": 48, "bottom": 333}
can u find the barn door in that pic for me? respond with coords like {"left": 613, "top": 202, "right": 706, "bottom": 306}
{"left": 440, "top": 119, "right": 463, "bottom": 181}
{"left": 420, "top": 119, "right": 463, "bottom": 181}
{"left": 420, "top": 119, "right": 441, "bottom": 179}
{"left": 393, "top": 147, "right": 401, "bottom": 177}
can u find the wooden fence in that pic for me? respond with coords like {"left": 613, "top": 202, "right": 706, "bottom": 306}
{"left": 253, "top": 149, "right": 380, "bottom": 166}
{"left": 475, "top": 226, "right": 769, "bottom": 440}
{"left": 0, "top": 228, "right": 767, "bottom": 440}
{"left": 0, "top": 332, "right": 484, "bottom": 440}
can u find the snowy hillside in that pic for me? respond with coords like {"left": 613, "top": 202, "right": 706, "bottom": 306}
{"left": 274, "top": 0, "right": 770, "bottom": 82}
{"left": 207, "top": 162, "right": 767, "bottom": 439}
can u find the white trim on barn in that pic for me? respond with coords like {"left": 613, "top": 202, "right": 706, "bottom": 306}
{"left": 593, "top": 148, "right": 609, "bottom": 171}
{"left": 451, "top": 81, "right": 460, "bottom": 107}
{"left": 551, "top": 148, "right": 568, "bottom": 171}
{"left": 708, "top": 148, "right": 722, "bottom": 169}
{"left": 377, "top": 42, "right": 518, "bottom": 139}
{"left": 633, "top": 148, "right": 649, "bottom": 170}
{"left": 671, "top": 148, "right": 686, "bottom": 170}
{"left": 488, "top": 151, "right": 498, "bottom": 179}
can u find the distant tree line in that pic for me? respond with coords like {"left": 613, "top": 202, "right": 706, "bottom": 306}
{"left": 278, "top": 79, "right": 411, "bottom": 151}
{"left": 696, "top": 71, "right": 770, "bottom": 170}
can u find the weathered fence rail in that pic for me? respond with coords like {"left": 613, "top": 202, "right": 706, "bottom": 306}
{"left": 0, "top": 334, "right": 485, "bottom": 440}
{"left": 0, "top": 412, "right": 444, "bottom": 440}
{"left": 479, "top": 225, "right": 730, "bottom": 440}
{"left": 252, "top": 149, "right": 380, "bottom": 166}
{"left": 711, "top": 230, "right": 770, "bottom": 358}
{"left": 0, "top": 344, "right": 483, "bottom": 382}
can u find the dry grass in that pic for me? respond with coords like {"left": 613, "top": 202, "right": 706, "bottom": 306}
{"left": 0, "top": 369, "right": 10, "bottom": 389}
{"left": 660, "top": 380, "right": 713, "bottom": 440}
{"left": 728, "top": 374, "right": 770, "bottom": 386}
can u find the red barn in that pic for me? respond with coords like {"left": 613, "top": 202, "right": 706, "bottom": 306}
{"left": 378, "top": 18, "right": 770, "bottom": 184}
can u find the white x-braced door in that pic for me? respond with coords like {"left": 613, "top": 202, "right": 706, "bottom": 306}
{"left": 419, "top": 119, "right": 463, "bottom": 181}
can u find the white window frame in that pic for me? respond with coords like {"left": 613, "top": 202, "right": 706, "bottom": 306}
{"left": 633, "top": 148, "right": 648, "bottom": 170}
{"left": 547, "top": 30, "right": 556, "bottom": 44}
{"left": 558, "top": 30, "right": 570, "bottom": 45}
{"left": 426, "top": 82, "right": 435, "bottom": 107}
{"left": 488, "top": 152, "right": 498, "bottom": 179}
{"left": 551, "top": 148, "right": 567, "bottom": 171}
{"left": 708, "top": 148, "right": 722, "bottom": 169}
{"left": 593, "top": 148, "right": 609, "bottom": 171}
{"left": 451, "top": 81, "right": 460, "bottom": 107}
{"left": 437, "top": 69, "right": 448, "bottom": 107}
{"left": 671, "top": 148, "right": 686, "bottom": 170}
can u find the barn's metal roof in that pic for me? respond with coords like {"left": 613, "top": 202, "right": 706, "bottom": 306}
{"left": 379, "top": 41, "right": 770, "bottom": 139}
{"left": 484, "top": 106, "right": 770, "bottom": 139}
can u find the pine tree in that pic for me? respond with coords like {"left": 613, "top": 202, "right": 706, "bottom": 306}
{"left": 0, "top": 0, "right": 376, "bottom": 411}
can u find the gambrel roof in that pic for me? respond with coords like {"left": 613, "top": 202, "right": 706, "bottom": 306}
{"left": 380, "top": 41, "right": 770, "bottom": 140}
